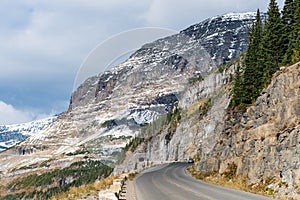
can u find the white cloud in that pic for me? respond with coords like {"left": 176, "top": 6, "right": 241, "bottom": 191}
{"left": 143, "top": 0, "right": 284, "bottom": 30}
{"left": 0, "top": 101, "right": 34, "bottom": 125}
{"left": 0, "top": 0, "right": 286, "bottom": 80}
{"left": 0, "top": 0, "right": 152, "bottom": 81}
{"left": 0, "top": 1, "right": 151, "bottom": 122}
{"left": 0, "top": 101, "right": 59, "bottom": 125}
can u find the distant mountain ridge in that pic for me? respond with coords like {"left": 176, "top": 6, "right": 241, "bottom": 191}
{"left": 0, "top": 117, "right": 56, "bottom": 151}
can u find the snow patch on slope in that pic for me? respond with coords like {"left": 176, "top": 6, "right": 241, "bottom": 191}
{"left": 0, "top": 117, "right": 56, "bottom": 151}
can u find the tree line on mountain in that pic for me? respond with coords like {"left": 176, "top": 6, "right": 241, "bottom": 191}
{"left": 231, "top": 0, "right": 300, "bottom": 107}
{"left": 3, "top": 160, "right": 112, "bottom": 199}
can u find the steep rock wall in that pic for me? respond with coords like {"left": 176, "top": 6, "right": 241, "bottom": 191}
{"left": 201, "top": 62, "right": 300, "bottom": 197}
{"left": 114, "top": 63, "right": 236, "bottom": 173}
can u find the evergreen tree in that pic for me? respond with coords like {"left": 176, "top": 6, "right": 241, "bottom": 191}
{"left": 251, "top": 9, "right": 264, "bottom": 98}
{"left": 281, "top": 0, "right": 295, "bottom": 65}
{"left": 290, "top": 0, "right": 300, "bottom": 63}
{"left": 231, "top": 0, "right": 300, "bottom": 109}
{"left": 242, "top": 24, "right": 255, "bottom": 104}
{"left": 240, "top": 9, "right": 263, "bottom": 104}
{"left": 231, "top": 63, "right": 242, "bottom": 107}
{"left": 261, "top": 0, "right": 282, "bottom": 84}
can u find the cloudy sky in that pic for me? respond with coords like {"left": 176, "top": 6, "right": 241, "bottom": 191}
{"left": 0, "top": 0, "right": 284, "bottom": 125}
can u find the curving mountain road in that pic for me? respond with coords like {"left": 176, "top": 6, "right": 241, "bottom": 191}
{"left": 135, "top": 162, "right": 275, "bottom": 200}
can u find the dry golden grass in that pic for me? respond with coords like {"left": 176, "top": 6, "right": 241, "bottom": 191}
{"left": 187, "top": 98, "right": 209, "bottom": 116}
{"left": 51, "top": 175, "right": 118, "bottom": 200}
{"left": 0, "top": 184, "right": 6, "bottom": 198}
{"left": 127, "top": 172, "right": 137, "bottom": 181}
{"left": 187, "top": 165, "right": 278, "bottom": 199}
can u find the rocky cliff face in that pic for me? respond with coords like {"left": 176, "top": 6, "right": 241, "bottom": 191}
{"left": 201, "top": 62, "right": 300, "bottom": 198}
{"left": 113, "top": 61, "right": 236, "bottom": 173}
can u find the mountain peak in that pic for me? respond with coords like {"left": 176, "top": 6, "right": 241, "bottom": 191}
{"left": 219, "top": 12, "right": 257, "bottom": 20}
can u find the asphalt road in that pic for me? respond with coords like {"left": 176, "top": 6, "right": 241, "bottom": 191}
{"left": 135, "top": 162, "right": 275, "bottom": 200}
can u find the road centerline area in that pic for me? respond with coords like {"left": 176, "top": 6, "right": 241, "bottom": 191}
{"left": 135, "top": 162, "right": 275, "bottom": 200}
{"left": 161, "top": 165, "right": 214, "bottom": 200}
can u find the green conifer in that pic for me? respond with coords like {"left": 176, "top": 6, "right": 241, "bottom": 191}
{"left": 282, "top": 0, "right": 296, "bottom": 64}
{"left": 241, "top": 9, "right": 263, "bottom": 104}
{"left": 231, "top": 0, "right": 300, "bottom": 108}
{"left": 261, "top": 0, "right": 282, "bottom": 83}
{"left": 231, "top": 63, "right": 242, "bottom": 106}
{"left": 291, "top": 0, "right": 300, "bottom": 63}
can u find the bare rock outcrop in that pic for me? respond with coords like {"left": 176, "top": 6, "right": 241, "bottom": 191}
{"left": 201, "top": 62, "right": 300, "bottom": 198}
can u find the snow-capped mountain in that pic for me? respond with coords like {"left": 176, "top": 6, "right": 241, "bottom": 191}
{"left": 0, "top": 117, "right": 56, "bottom": 151}
{"left": 1, "top": 12, "right": 258, "bottom": 173}
{"left": 71, "top": 12, "right": 261, "bottom": 109}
